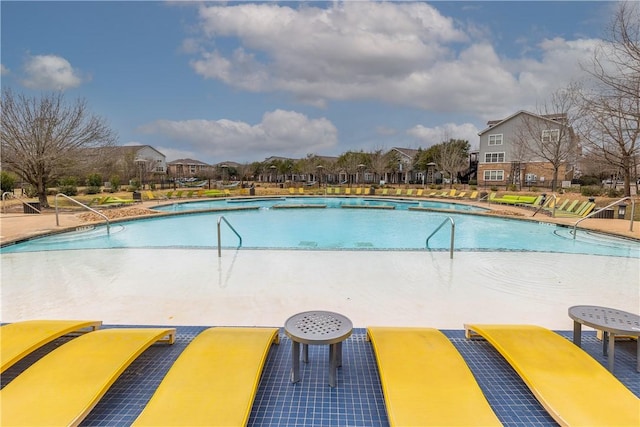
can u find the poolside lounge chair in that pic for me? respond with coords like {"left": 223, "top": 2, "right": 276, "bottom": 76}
{"left": 345, "top": 188, "right": 351, "bottom": 195}
{"left": 355, "top": 187, "right": 362, "bottom": 195}
{"left": 415, "top": 189, "right": 423, "bottom": 197}
{"left": 395, "top": 189, "right": 402, "bottom": 196}
{"left": 405, "top": 189, "right": 414, "bottom": 196}
{"left": 0, "top": 327, "right": 175, "bottom": 426}
{"left": 381, "top": 188, "right": 389, "bottom": 196}
{"left": 367, "top": 327, "right": 502, "bottom": 427}
{"left": 453, "top": 191, "right": 466, "bottom": 199}
{"left": 334, "top": 187, "right": 341, "bottom": 195}
{"left": 464, "top": 324, "right": 639, "bottom": 427}
{"left": 133, "top": 327, "right": 279, "bottom": 426}
{"left": 0, "top": 319, "right": 102, "bottom": 373}
{"left": 467, "top": 190, "right": 478, "bottom": 200}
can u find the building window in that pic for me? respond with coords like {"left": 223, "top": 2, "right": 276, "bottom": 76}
{"left": 488, "top": 134, "right": 503, "bottom": 146}
{"left": 484, "top": 170, "right": 504, "bottom": 181}
{"left": 484, "top": 152, "right": 505, "bottom": 163}
{"left": 542, "top": 129, "right": 560, "bottom": 143}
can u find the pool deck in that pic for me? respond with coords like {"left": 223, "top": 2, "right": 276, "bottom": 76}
{"left": 2, "top": 196, "right": 639, "bottom": 426}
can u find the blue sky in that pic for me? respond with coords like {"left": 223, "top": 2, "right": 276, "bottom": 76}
{"left": 1, "top": 1, "right": 614, "bottom": 164}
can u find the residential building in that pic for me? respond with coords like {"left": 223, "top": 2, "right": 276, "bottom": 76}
{"left": 167, "top": 158, "right": 213, "bottom": 179}
{"left": 477, "top": 111, "right": 577, "bottom": 188}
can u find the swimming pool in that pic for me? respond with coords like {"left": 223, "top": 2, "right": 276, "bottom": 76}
{"left": 2, "top": 197, "right": 638, "bottom": 257}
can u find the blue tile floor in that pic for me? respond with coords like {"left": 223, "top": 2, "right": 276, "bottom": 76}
{"left": 2, "top": 327, "right": 638, "bottom": 426}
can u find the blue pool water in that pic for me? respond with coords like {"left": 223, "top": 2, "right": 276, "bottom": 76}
{"left": 153, "top": 197, "right": 487, "bottom": 213}
{"left": 2, "top": 197, "right": 638, "bottom": 258}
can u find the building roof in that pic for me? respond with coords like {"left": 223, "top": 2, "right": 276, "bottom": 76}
{"left": 168, "top": 158, "right": 210, "bottom": 166}
{"left": 478, "top": 110, "right": 568, "bottom": 135}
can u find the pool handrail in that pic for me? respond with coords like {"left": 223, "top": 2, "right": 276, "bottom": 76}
{"left": 573, "top": 196, "right": 635, "bottom": 238}
{"left": 426, "top": 216, "right": 455, "bottom": 259}
{"left": 2, "top": 192, "right": 42, "bottom": 214}
{"left": 54, "top": 193, "right": 110, "bottom": 235}
{"left": 217, "top": 215, "right": 243, "bottom": 257}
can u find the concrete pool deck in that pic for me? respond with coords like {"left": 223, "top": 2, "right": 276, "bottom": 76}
{"left": 1, "top": 197, "right": 638, "bottom": 330}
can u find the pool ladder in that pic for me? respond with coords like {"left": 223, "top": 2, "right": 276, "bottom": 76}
{"left": 55, "top": 193, "right": 111, "bottom": 235}
{"left": 217, "top": 216, "right": 242, "bottom": 257}
{"left": 426, "top": 216, "right": 455, "bottom": 259}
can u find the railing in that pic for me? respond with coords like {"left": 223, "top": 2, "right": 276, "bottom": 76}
{"left": 573, "top": 196, "right": 635, "bottom": 238}
{"left": 425, "top": 216, "right": 455, "bottom": 259}
{"left": 54, "top": 193, "right": 110, "bottom": 235}
{"left": 2, "top": 192, "right": 42, "bottom": 214}
{"left": 532, "top": 193, "right": 557, "bottom": 217}
{"left": 217, "top": 215, "right": 243, "bottom": 257}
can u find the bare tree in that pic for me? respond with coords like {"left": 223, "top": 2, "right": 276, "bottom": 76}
{"left": 579, "top": 1, "right": 640, "bottom": 196}
{"left": 515, "top": 85, "right": 580, "bottom": 192}
{"left": 1, "top": 89, "right": 117, "bottom": 207}
{"left": 434, "top": 139, "right": 470, "bottom": 188}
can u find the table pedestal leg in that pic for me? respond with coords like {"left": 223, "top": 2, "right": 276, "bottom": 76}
{"left": 572, "top": 321, "right": 582, "bottom": 346}
{"left": 329, "top": 343, "right": 337, "bottom": 387}
{"left": 336, "top": 341, "right": 342, "bottom": 367}
{"left": 291, "top": 340, "right": 301, "bottom": 383}
{"left": 302, "top": 343, "right": 309, "bottom": 363}
{"left": 607, "top": 333, "right": 615, "bottom": 372}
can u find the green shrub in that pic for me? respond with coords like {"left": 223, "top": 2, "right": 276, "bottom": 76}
{"left": 24, "top": 186, "right": 38, "bottom": 197}
{"left": 490, "top": 186, "right": 499, "bottom": 191}
{"left": 468, "top": 179, "right": 477, "bottom": 186}
{"left": 85, "top": 186, "right": 101, "bottom": 194}
{"left": 606, "top": 188, "right": 623, "bottom": 198}
{"left": 109, "top": 175, "right": 121, "bottom": 192}
{"left": 507, "top": 184, "right": 517, "bottom": 191}
{"left": 0, "top": 171, "right": 17, "bottom": 193}
{"left": 58, "top": 176, "right": 78, "bottom": 196}
{"left": 580, "top": 185, "right": 602, "bottom": 197}
{"left": 578, "top": 176, "right": 600, "bottom": 186}
{"left": 86, "top": 173, "right": 102, "bottom": 188}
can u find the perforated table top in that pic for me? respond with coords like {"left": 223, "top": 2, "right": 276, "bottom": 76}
{"left": 284, "top": 311, "right": 353, "bottom": 345}
{"left": 569, "top": 305, "right": 640, "bottom": 336}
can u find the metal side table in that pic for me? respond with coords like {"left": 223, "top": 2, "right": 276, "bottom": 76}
{"left": 284, "top": 310, "right": 353, "bottom": 387}
{"left": 569, "top": 305, "right": 640, "bottom": 372}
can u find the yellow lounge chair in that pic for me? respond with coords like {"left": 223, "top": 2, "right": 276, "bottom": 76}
{"left": 468, "top": 190, "right": 478, "bottom": 199}
{"left": 406, "top": 189, "right": 414, "bottom": 196}
{"left": 454, "top": 191, "right": 466, "bottom": 198}
{"left": 415, "top": 189, "right": 423, "bottom": 197}
{"left": 381, "top": 188, "right": 389, "bottom": 196}
{"left": 289, "top": 187, "right": 295, "bottom": 195}
{"left": 465, "top": 324, "right": 639, "bottom": 427}
{"left": 395, "top": 189, "right": 402, "bottom": 196}
{"left": 345, "top": 188, "right": 351, "bottom": 195}
{"left": 355, "top": 187, "right": 362, "bottom": 195}
{"left": 133, "top": 327, "right": 279, "bottom": 426}
{"left": 1, "top": 327, "right": 175, "bottom": 426}
{"left": 367, "top": 327, "right": 501, "bottom": 427}
{"left": 1, "top": 319, "right": 102, "bottom": 373}
{"left": 334, "top": 187, "right": 341, "bottom": 195}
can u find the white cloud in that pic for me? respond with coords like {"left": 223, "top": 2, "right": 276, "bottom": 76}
{"left": 187, "top": 2, "right": 601, "bottom": 118}
{"left": 407, "top": 123, "right": 480, "bottom": 149}
{"left": 0, "top": 64, "right": 9, "bottom": 75}
{"left": 21, "top": 54, "right": 83, "bottom": 90}
{"left": 137, "top": 109, "right": 338, "bottom": 162}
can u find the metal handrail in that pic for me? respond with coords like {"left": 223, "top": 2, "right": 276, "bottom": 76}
{"left": 2, "top": 192, "right": 42, "bottom": 214}
{"left": 55, "top": 193, "right": 110, "bottom": 234}
{"left": 532, "top": 193, "right": 557, "bottom": 217}
{"left": 426, "top": 216, "right": 455, "bottom": 259}
{"left": 573, "top": 196, "right": 635, "bottom": 238}
{"left": 217, "top": 215, "right": 243, "bottom": 257}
